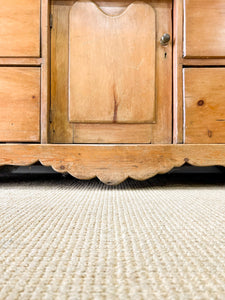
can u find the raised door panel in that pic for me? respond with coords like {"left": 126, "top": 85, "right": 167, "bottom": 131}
{"left": 0, "top": 0, "right": 40, "bottom": 57}
{"left": 184, "top": 68, "right": 225, "bottom": 144}
{"left": 184, "top": 0, "right": 225, "bottom": 58}
{"left": 50, "top": 0, "right": 172, "bottom": 143}
{"left": 69, "top": 0, "right": 155, "bottom": 124}
{"left": 0, "top": 67, "right": 40, "bottom": 142}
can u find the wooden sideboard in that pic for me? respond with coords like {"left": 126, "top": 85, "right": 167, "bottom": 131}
{"left": 0, "top": 0, "right": 225, "bottom": 184}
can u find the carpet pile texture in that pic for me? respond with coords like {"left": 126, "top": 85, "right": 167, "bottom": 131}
{"left": 0, "top": 175, "right": 225, "bottom": 299}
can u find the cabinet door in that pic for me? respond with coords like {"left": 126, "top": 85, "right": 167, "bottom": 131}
{"left": 184, "top": 68, "right": 225, "bottom": 144}
{"left": 184, "top": 0, "right": 225, "bottom": 58}
{"left": 69, "top": 1, "right": 155, "bottom": 124}
{"left": 0, "top": 67, "right": 40, "bottom": 142}
{"left": 0, "top": 0, "right": 40, "bottom": 57}
{"left": 50, "top": 0, "right": 172, "bottom": 143}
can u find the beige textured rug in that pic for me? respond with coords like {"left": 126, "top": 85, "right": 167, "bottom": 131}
{"left": 0, "top": 174, "right": 225, "bottom": 299}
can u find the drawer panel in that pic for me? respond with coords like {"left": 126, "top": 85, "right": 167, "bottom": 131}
{"left": 184, "top": 68, "right": 225, "bottom": 144}
{"left": 184, "top": 0, "right": 225, "bottom": 58}
{"left": 0, "top": 0, "right": 40, "bottom": 57}
{"left": 0, "top": 67, "right": 40, "bottom": 142}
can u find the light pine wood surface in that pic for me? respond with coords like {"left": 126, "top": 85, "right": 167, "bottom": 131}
{"left": 73, "top": 124, "right": 152, "bottom": 143}
{"left": 184, "top": 68, "right": 225, "bottom": 144}
{"left": 0, "top": 0, "right": 40, "bottom": 57}
{"left": 173, "top": 0, "right": 183, "bottom": 144}
{"left": 0, "top": 67, "right": 40, "bottom": 142}
{"left": 1, "top": 144, "right": 225, "bottom": 184}
{"left": 1, "top": 0, "right": 225, "bottom": 183}
{"left": 50, "top": 0, "right": 172, "bottom": 143}
{"left": 50, "top": 2, "right": 74, "bottom": 143}
{"left": 41, "top": 0, "right": 51, "bottom": 143}
{"left": 173, "top": 0, "right": 225, "bottom": 144}
{"left": 69, "top": 0, "right": 156, "bottom": 124}
{"left": 184, "top": 0, "right": 225, "bottom": 58}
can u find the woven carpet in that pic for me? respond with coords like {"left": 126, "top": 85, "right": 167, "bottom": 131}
{"left": 0, "top": 174, "right": 225, "bottom": 299}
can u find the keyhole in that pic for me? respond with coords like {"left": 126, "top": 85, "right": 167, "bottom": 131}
{"left": 164, "top": 52, "right": 167, "bottom": 59}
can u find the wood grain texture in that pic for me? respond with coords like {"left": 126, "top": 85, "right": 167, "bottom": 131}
{"left": 0, "top": 0, "right": 40, "bottom": 57}
{"left": 2, "top": 144, "right": 225, "bottom": 184}
{"left": 0, "top": 67, "right": 40, "bottom": 142}
{"left": 150, "top": 0, "right": 172, "bottom": 144}
{"left": 173, "top": 0, "right": 183, "bottom": 144}
{"left": 50, "top": 3, "right": 74, "bottom": 143}
{"left": 0, "top": 58, "right": 43, "bottom": 66}
{"left": 50, "top": 0, "right": 172, "bottom": 143}
{"left": 184, "top": 0, "right": 225, "bottom": 58}
{"left": 69, "top": 0, "right": 156, "bottom": 124}
{"left": 181, "top": 58, "right": 225, "bottom": 66}
{"left": 41, "top": 0, "right": 51, "bottom": 143}
{"left": 73, "top": 124, "right": 152, "bottom": 143}
{"left": 184, "top": 68, "right": 225, "bottom": 144}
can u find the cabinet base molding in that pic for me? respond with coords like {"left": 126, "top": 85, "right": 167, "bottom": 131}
{"left": 1, "top": 144, "right": 225, "bottom": 184}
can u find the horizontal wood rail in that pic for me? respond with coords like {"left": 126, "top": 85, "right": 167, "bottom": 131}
{"left": 1, "top": 144, "right": 225, "bottom": 184}
{"left": 0, "top": 58, "right": 43, "bottom": 66}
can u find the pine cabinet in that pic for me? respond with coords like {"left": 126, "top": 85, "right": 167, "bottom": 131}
{"left": 1, "top": 0, "right": 225, "bottom": 184}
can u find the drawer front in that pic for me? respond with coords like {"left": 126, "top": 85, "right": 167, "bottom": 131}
{"left": 0, "top": 67, "right": 40, "bottom": 142}
{"left": 184, "top": 68, "right": 225, "bottom": 144}
{"left": 0, "top": 0, "right": 40, "bottom": 57}
{"left": 184, "top": 0, "right": 225, "bottom": 58}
